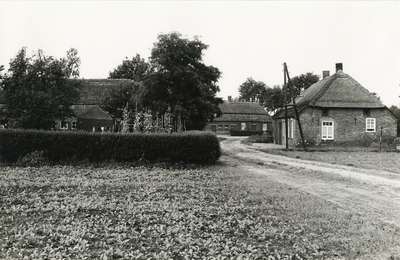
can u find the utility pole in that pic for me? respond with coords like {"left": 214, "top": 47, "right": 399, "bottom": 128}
{"left": 284, "top": 63, "right": 289, "bottom": 149}
{"left": 284, "top": 63, "right": 306, "bottom": 149}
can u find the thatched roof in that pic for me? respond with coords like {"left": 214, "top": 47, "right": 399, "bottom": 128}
{"left": 220, "top": 101, "right": 269, "bottom": 114}
{"left": 74, "top": 79, "right": 137, "bottom": 105}
{"left": 295, "top": 70, "right": 385, "bottom": 108}
{"left": 214, "top": 101, "right": 272, "bottom": 122}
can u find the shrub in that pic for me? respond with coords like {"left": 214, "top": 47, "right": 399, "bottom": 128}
{"left": 16, "top": 150, "right": 49, "bottom": 167}
{"left": 0, "top": 129, "right": 221, "bottom": 165}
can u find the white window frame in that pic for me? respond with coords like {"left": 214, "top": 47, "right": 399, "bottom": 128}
{"left": 366, "top": 118, "right": 376, "bottom": 132}
{"left": 241, "top": 122, "right": 246, "bottom": 130}
{"left": 262, "top": 123, "right": 268, "bottom": 131}
{"left": 71, "top": 121, "right": 77, "bottom": 130}
{"left": 290, "top": 119, "right": 295, "bottom": 139}
{"left": 60, "top": 120, "right": 69, "bottom": 130}
{"left": 322, "top": 121, "right": 334, "bottom": 140}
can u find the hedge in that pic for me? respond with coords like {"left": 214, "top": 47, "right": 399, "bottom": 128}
{"left": 230, "top": 130, "right": 266, "bottom": 136}
{"left": 0, "top": 129, "right": 221, "bottom": 165}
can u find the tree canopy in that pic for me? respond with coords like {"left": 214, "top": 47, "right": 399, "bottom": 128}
{"left": 287, "top": 72, "right": 320, "bottom": 99}
{"left": 1, "top": 48, "right": 81, "bottom": 130}
{"left": 142, "top": 32, "right": 222, "bottom": 131}
{"left": 108, "top": 54, "right": 150, "bottom": 82}
{"left": 238, "top": 78, "right": 267, "bottom": 103}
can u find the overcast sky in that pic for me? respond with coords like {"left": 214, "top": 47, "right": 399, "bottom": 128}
{"left": 1, "top": 1, "right": 399, "bottom": 107}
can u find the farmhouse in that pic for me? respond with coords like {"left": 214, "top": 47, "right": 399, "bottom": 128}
{"left": 55, "top": 79, "right": 137, "bottom": 132}
{"left": 273, "top": 64, "right": 398, "bottom": 149}
{"left": 0, "top": 79, "right": 137, "bottom": 132}
{"left": 205, "top": 96, "right": 273, "bottom": 134}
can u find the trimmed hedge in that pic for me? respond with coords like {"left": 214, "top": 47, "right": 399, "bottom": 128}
{"left": 0, "top": 129, "right": 221, "bottom": 165}
{"left": 229, "top": 130, "right": 265, "bottom": 136}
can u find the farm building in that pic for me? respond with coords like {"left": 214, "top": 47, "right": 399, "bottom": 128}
{"left": 55, "top": 79, "right": 137, "bottom": 132}
{"left": 273, "top": 64, "right": 398, "bottom": 149}
{"left": 205, "top": 97, "right": 273, "bottom": 135}
{"left": 0, "top": 79, "right": 137, "bottom": 132}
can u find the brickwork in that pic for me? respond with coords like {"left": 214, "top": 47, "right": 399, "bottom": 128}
{"left": 288, "top": 107, "right": 397, "bottom": 149}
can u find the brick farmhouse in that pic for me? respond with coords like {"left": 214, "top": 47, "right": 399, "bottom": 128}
{"left": 273, "top": 64, "right": 398, "bottom": 149}
{"left": 205, "top": 97, "right": 272, "bottom": 134}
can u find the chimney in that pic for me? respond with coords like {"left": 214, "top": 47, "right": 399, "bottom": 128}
{"left": 322, "top": 71, "right": 330, "bottom": 79}
{"left": 228, "top": 96, "right": 232, "bottom": 102}
{"left": 336, "top": 63, "right": 343, "bottom": 72}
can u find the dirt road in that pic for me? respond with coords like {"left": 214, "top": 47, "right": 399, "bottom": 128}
{"left": 220, "top": 136, "right": 400, "bottom": 228}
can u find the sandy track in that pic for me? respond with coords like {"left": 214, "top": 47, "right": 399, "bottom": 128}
{"left": 220, "top": 136, "right": 400, "bottom": 228}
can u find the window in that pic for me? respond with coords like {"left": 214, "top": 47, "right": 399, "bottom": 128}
{"left": 71, "top": 121, "right": 77, "bottom": 130}
{"left": 218, "top": 125, "right": 223, "bottom": 130}
{"left": 366, "top": 118, "right": 376, "bottom": 132}
{"left": 251, "top": 124, "right": 257, "bottom": 131}
{"left": 230, "top": 124, "right": 236, "bottom": 130}
{"left": 241, "top": 122, "right": 246, "bottom": 130}
{"left": 290, "top": 119, "right": 295, "bottom": 139}
{"left": 363, "top": 109, "right": 371, "bottom": 116}
{"left": 322, "top": 121, "right": 334, "bottom": 140}
{"left": 262, "top": 123, "right": 268, "bottom": 131}
{"left": 224, "top": 125, "right": 229, "bottom": 130}
{"left": 60, "top": 120, "right": 68, "bottom": 130}
{"left": 322, "top": 109, "right": 329, "bottom": 117}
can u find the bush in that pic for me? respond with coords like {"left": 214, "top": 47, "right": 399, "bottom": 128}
{"left": 0, "top": 129, "right": 221, "bottom": 165}
{"left": 230, "top": 129, "right": 272, "bottom": 137}
{"left": 247, "top": 132, "right": 274, "bottom": 143}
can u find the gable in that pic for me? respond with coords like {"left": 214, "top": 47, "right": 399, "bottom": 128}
{"left": 78, "top": 106, "right": 113, "bottom": 120}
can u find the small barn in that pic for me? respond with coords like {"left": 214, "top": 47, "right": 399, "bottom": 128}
{"left": 273, "top": 64, "right": 398, "bottom": 149}
{"left": 205, "top": 97, "right": 273, "bottom": 135}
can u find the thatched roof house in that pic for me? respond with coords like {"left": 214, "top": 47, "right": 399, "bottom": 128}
{"left": 57, "top": 79, "right": 137, "bottom": 132}
{"left": 205, "top": 98, "right": 272, "bottom": 134}
{"left": 273, "top": 64, "right": 397, "bottom": 149}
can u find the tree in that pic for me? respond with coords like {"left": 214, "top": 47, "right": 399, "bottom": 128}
{"left": 1, "top": 47, "right": 81, "bottom": 130}
{"left": 287, "top": 72, "right": 320, "bottom": 100}
{"left": 61, "top": 48, "right": 81, "bottom": 78}
{"left": 142, "top": 32, "right": 223, "bottom": 131}
{"left": 389, "top": 105, "right": 400, "bottom": 137}
{"left": 102, "top": 82, "right": 142, "bottom": 119}
{"left": 104, "top": 54, "right": 149, "bottom": 119}
{"left": 238, "top": 78, "right": 267, "bottom": 103}
{"left": 109, "top": 54, "right": 150, "bottom": 82}
{"left": 262, "top": 85, "right": 284, "bottom": 113}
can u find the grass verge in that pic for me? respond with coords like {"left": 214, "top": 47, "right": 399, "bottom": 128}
{"left": 1, "top": 164, "right": 399, "bottom": 259}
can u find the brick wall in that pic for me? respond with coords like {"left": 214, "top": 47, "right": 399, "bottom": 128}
{"left": 289, "top": 107, "right": 397, "bottom": 149}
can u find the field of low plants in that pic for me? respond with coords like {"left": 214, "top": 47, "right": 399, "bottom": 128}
{"left": 259, "top": 148, "right": 400, "bottom": 174}
{"left": 1, "top": 163, "right": 400, "bottom": 259}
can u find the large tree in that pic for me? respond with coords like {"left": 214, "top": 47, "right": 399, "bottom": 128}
{"left": 142, "top": 32, "right": 222, "bottom": 131}
{"left": 1, "top": 47, "right": 81, "bottom": 130}
{"left": 109, "top": 54, "right": 150, "bottom": 82}
{"left": 238, "top": 77, "right": 267, "bottom": 103}
{"left": 103, "top": 54, "right": 149, "bottom": 118}
{"left": 262, "top": 85, "right": 284, "bottom": 113}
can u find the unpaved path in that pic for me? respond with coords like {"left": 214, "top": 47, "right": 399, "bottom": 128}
{"left": 220, "top": 136, "right": 400, "bottom": 228}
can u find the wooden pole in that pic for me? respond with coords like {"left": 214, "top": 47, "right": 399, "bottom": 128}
{"left": 284, "top": 63, "right": 289, "bottom": 149}
{"left": 285, "top": 66, "right": 307, "bottom": 149}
